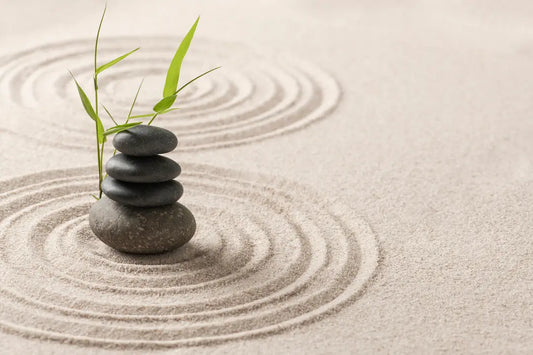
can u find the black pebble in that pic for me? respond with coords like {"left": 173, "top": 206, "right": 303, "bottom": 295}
{"left": 113, "top": 125, "right": 178, "bottom": 156}
{"left": 106, "top": 154, "right": 181, "bottom": 183}
{"left": 101, "top": 177, "right": 183, "bottom": 207}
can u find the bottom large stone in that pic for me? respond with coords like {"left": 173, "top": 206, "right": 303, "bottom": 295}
{"left": 89, "top": 196, "right": 196, "bottom": 254}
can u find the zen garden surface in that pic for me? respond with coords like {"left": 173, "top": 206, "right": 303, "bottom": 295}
{"left": 0, "top": 1, "right": 531, "bottom": 354}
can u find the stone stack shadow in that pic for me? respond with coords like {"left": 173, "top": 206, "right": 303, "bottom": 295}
{"left": 89, "top": 125, "right": 196, "bottom": 254}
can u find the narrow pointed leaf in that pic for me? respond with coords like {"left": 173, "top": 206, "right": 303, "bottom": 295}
{"left": 69, "top": 71, "right": 97, "bottom": 121}
{"left": 96, "top": 47, "right": 140, "bottom": 75}
{"left": 96, "top": 116, "right": 106, "bottom": 143}
{"left": 153, "top": 94, "right": 176, "bottom": 113}
{"left": 130, "top": 107, "right": 179, "bottom": 119}
{"left": 104, "top": 122, "right": 142, "bottom": 136}
{"left": 159, "top": 107, "right": 180, "bottom": 115}
{"left": 129, "top": 113, "right": 154, "bottom": 119}
{"left": 102, "top": 104, "right": 118, "bottom": 125}
{"left": 173, "top": 66, "right": 220, "bottom": 96}
{"left": 163, "top": 17, "right": 199, "bottom": 97}
{"left": 127, "top": 78, "right": 144, "bottom": 120}
{"left": 95, "top": 5, "right": 107, "bottom": 72}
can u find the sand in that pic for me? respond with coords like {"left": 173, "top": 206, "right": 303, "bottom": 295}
{"left": 0, "top": 0, "right": 532, "bottom": 353}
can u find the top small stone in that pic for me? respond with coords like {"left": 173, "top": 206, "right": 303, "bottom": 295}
{"left": 113, "top": 125, "right": 178, "bottom": 156}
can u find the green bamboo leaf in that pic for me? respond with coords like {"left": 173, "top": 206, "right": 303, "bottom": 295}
{"left": 153, "top": 95, "right": 176, "bottom": 113}
{"left": 96, "top": 116, "right": 106, "bottom": 143}
{"left": 159, "top": 107, "right": 180, "bottom": 115}
{"left": 96, "top": 47, "right": 140, "bottom": 75}
{"left": 154, "top": 67, "right": 219, "bottom": 111}
{"left": 103, "top": 122, "right": 142, "bottom": 136}
{"left": 69, "top": 71, "right": 98, "bottom": 121}
{"left": 127, "top": 78, "right": 144, "bottom": 120}
{"left": 128, "top": 113, "right": 154, "bottom": 119}
{"left": 95, "top": 4, "right": 106, "bottom": 72}
{"left": 130, "top": 107, "right": 179, "bottom": 119}
{"left": 163, "top": 17, "right": 199, "bottom": 98}
{"left": 173, "top": 66, "right": 220, "bottom": 96}
{"left": 102, "top": 104, "right": 118, "bottom": 125}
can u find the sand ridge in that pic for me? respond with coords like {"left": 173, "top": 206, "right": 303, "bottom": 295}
{"left": 0, "top": 164, "right": 378, "bottom": 348}
{"left": 0, "top": 37, "right": 340, "bottom": 152}
{"left": 0, "top": 0, "right": 531, "bottom": 353}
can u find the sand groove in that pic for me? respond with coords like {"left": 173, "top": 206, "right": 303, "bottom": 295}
{"left": 0, "top": 165, "right": 378, "bottom": 348}
{"left": 0, "top": 37, "right": 341, "bottom": 151}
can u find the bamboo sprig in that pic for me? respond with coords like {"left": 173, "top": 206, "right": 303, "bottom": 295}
{"left": 70, "top": 6, "right": 219, "bottom": 199}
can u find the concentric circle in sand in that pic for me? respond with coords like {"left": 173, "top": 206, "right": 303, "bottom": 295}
{"left": 0, "top": 37, "right": 340, "bottom": 151}
{"left": 0, "top": 164, "right": 378, "bottom": 348}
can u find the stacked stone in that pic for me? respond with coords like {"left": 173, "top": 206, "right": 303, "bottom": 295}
{"left": 89, "top": 125, "right": 196, "bottom": 254}
{"left": 103, "top": 125, "right": 183, "bottom": 207}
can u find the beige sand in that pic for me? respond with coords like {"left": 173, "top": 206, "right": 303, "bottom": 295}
{"left": 0, "top": 0, "right": 532, "bottom": 353}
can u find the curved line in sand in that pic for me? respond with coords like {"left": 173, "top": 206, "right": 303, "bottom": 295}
{"left": 0, "top": 164, "right": 378, "bottom": 348}
{"left": 0, "top": 37, "right": 341, "bottom": 151}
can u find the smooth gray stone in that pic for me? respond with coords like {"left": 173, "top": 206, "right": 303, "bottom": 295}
{"left": 102, "top": 177, "right": 183, "bottom": 207}
{"left": 113, "top": 125, "right": 178, "bottom": 156}
{"left": 106, "top": 154, "right": 181, "bottom": 183}
{"left": 89, "top": 196, "right": 196, "bottom": 254}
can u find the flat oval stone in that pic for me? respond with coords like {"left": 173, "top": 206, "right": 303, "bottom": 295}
{"left": 89, "top": 197, "right": 196, "bottom": 254}
{"left": 106, "top": 154, "right": 181, "bottom": 183}
{"left": 113, "top": 125, "right": 178, "bottom": 156}
{"left": 102, "top": 177, "right": 183, "bottom": 207}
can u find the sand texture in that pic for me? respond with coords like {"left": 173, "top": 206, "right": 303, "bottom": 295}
{"left": 0, "top": 165, "right": 377, "bottom": 348}
{"left": 0, "top": 37, "right": 340, "bottom": 151}
{"left": 0, "top": 0, "right": 532, "bottom": 354}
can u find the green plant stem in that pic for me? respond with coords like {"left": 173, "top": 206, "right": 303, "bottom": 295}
{"left": 147, "top": 113, "right": 159, "bottom": 125}
{"left": 94, "top": 120, "right": 102, "bottom": 199}
{"left": 93, "top": 4, "right": 106, "bottom": 199}
{"left": 93, "top": 76, "right": 103, "bottom": 198}
{"left": 99, "top": 141, "right": 105, "bottom": 189}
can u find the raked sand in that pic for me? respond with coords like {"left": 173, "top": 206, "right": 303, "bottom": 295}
{"left": 0, "top": 0, "right": 532, "bottom": 353}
